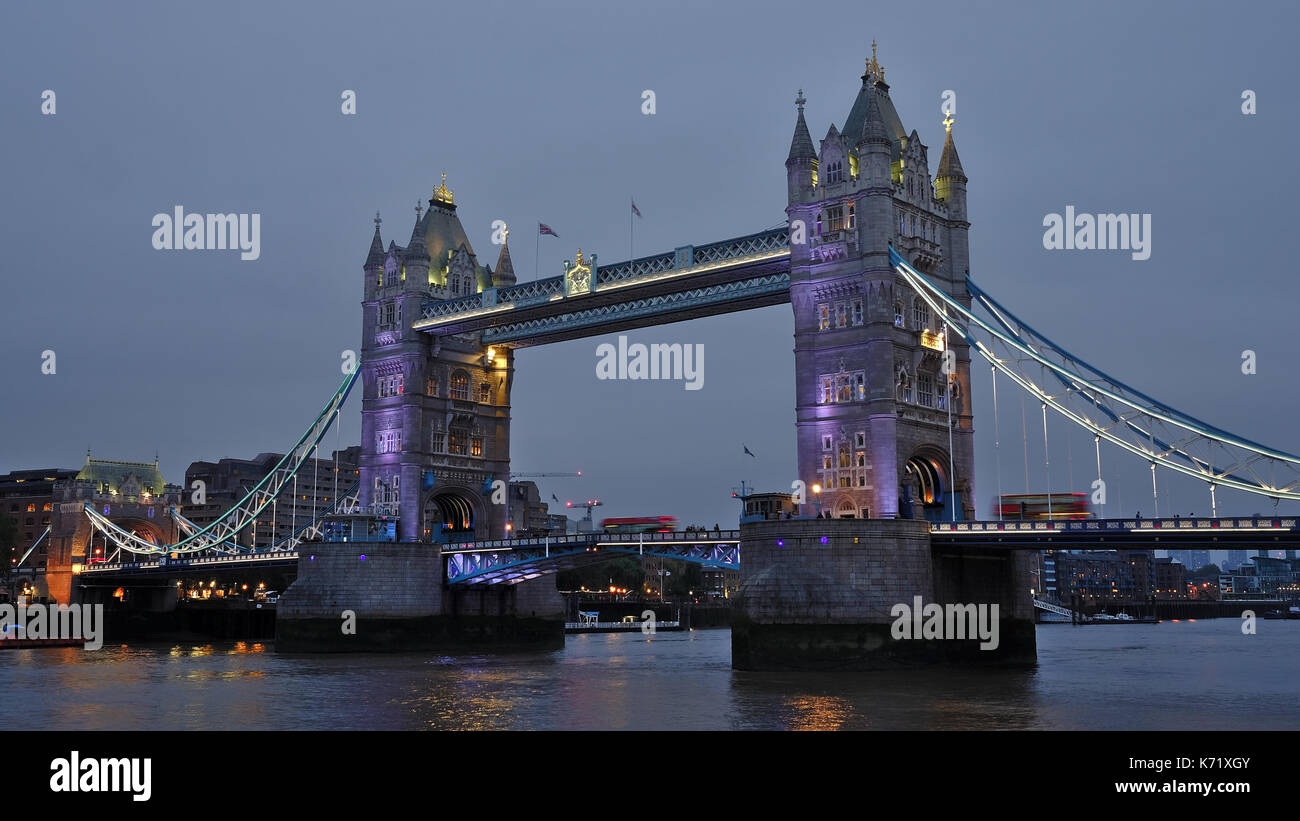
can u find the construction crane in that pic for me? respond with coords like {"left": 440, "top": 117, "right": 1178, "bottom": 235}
{"left": 565, "top": 499, "right": 604, "bottom": 533}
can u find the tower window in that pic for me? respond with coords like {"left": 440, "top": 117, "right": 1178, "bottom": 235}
{"left": 825, "top": 205, "right": 845, "bottom": 232}
{"left": 836, "top": 303, "right": 847, "bottom": 328}
{"left": 914, "top": 299, "right": 929, "bottom": 330}
{"left": 448, "top": 427, "right": 468, "bottom": 455}
{"left": 847, "top": 204, "right": 856, "bottom": 230}
{"left": 470, "top": 436, "right": 483, "bottom": 457}
{"left": 450, "top": 370, "right": 470, "bottom": 401}
{"left": 918, "top": 373, "right": 934, "bottom": 407}
{"left": 852, "top": 299, "right": 863, "bottom": 325}
{"left": 427, "top": 376, "right": 438, "bottom": 397}
{"left": 818, "top": 304, "right": 830, "bottom": 331}
{"left": 477, "top": 383, "right": 491, "bottom": 404}
{"left": 431, "top": 431, "right": 445, "bottom": 453}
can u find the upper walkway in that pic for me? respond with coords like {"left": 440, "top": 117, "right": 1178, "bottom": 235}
{"left": 412, "top": 228, "right": 790, "bottom": 347}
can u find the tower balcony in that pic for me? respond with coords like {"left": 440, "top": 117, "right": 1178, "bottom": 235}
{"left": 810, "top": 229, "right": 856, "bottom": 263}
{"left": 897, "top": 235, "right": 943, "bottom": 272}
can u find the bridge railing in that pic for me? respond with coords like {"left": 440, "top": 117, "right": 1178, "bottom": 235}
{"left": 443, "top": 529, "right": 741, "bottom": 553}
{"left": 81, "top": 550, "right": 300, "bottom": 574}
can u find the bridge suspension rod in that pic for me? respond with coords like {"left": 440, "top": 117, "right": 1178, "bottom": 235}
{"left": 890, "top": 246, "right": 1300, "bottom": 502}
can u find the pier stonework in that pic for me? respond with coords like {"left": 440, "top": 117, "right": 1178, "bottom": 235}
{"left": 276, "top": 542, "right": 564, "bottom": 652}
{"left": 732, "top": 519, "right": 1035, "bottom": 670}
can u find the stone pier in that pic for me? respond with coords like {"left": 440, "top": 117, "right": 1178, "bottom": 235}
{"left": 731, "top": 519, "right": 1035, "bottom": 671}
{"left": 275, "top": 541, "right": 564, "bottom": 652}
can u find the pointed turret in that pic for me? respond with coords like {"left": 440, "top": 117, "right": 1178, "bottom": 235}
{"left": 364, "top": 212, "right": 385, "bottom": 268}
{"left": 407, "top": 203, "right": 430, "bottom": 262}
{"left": 856, "top": 88, "right": 890, "bottom": 148}
{"left": 492, "top": 229, "right": 517, "bottom": 288}
{"left": 936, "top": 123, "right": 966, "bottom": 183}
{"left": 786, "top": 90, "right": 816, "bottom": 164}
{"left": 786, "top": 90, "right": 818, "bottom": 203}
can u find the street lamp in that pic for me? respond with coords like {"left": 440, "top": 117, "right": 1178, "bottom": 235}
{"left": 812, "top": 484, "right": 822, "bottom": 518}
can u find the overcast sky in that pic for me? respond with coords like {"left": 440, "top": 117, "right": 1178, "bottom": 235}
{"left": 3, "top": 0, "right": 1298, "bottom": 528}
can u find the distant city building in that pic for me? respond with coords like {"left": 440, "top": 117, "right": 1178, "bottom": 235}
{"left": 184, "top": 447, "right": 360, "bottom": 548}
{"left": 1168, "top": 549, "right": 1211, "bottom": 572}
{"left": 506, "top": 481, "right": 550, "bottom": 536}
{"left": 1055, "top": 550, "right": 1148, "bottom": 604}
{"left": 1151, "top": 557, "right": 1188, "bottom": 600}
{"left": 0, "top": 468, "right": 79, "bottom": 562}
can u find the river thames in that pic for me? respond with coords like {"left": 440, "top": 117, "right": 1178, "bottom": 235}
{"left": 2, "top": 619, "right": 1297, "bottom": 731}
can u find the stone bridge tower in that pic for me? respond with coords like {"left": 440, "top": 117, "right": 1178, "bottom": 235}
{"left": 785, "top": 47, "right": 975, "bottom": 521}
{"left": 359, "top": 176, "right": 516, "bottom": 543}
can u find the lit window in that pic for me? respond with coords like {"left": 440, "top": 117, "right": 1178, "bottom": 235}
{"left": 470, "top": 436, "right": 483, "bottom": 457}
{"left": 856, "top": 452, "right": 866, "bottom": 467}
{"left": 818, "top": 304, "right": 830, "bottom": 331}
{"left": 836, "top": 303, "right": 847, "bottom": 328}
{"left": 855, "top": 373, "right": 865, "bottom": 401}
{"left": 838, "top": 445, "right": 851, "bottom": 469}
{"left": 477, "top": 383, "right": 490, "bottom": 404}
{"left": 823, "top": 455, "right": 832, "bottom": 470}
{"left": 894, "top": 300, "right": 904, "bottom": 327}
{"left": 450, "top": 371, "right": 470, "bottom": 401}
{"left": 427, "top": 377, "right": 438, "bottom": 396}
{"left": 847, "top": 204, "right": 856, "bottom": 230}
{"left": 836, "top": 375, "right": 852, "bottom": 403}
{"left": 449, "top": 428, "right": 467, "bottom": 455}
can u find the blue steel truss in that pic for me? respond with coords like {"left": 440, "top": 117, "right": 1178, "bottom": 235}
{"left": 417, "top": 227, "right": 791, "bottom": 329}
{"left": 443, "top": 531, "right": 741, "bottom": 585}
{"left": 482, "top": 273, "right": 790, "bottom": 345}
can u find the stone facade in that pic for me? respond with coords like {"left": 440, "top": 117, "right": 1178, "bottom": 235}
{"left": 360, "top": 180, "right": 518, "bottom": 544}
{"left": 785, "top": 53, "right": 974, "bottom": 522}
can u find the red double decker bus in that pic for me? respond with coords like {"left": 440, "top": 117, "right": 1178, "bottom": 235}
{"left": 599, "top": 516, "right": 679, "bottom": 533}
{"left": 995, "top": 493, "right": 1094, "bottom": 521}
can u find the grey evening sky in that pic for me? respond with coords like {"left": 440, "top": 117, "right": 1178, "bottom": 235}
{"left": 3, "top": 0, "right": 1298, "bottom": 529}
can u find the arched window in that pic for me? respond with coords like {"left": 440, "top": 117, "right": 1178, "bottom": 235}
{"left": 914, "top": 299, "right": 929, "bottom": 330}
{"left": 894, "top": 297, "right": 905, "bottom": 327}
{"left": 838, "top": 444, "right": 851, "bottom": 469}
{"left": 450, "top": 370, "right": 470, "bottom": 401}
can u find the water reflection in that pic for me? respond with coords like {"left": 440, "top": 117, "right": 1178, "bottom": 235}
{"left": 0, "top": 621, "right": 1297, "bottom": 731}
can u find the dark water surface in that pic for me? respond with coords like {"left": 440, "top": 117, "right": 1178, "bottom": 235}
{"left": 2, "top": 619, "right": 1296, "bottom": 730}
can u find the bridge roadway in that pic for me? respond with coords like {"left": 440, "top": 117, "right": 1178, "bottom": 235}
{"left": 75, "top": 516, "right": 1299, "bottom": 585}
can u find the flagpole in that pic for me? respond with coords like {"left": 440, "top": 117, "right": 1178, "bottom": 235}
{"left": 630, "top": 198, "right": 634, "bottom": 266}
{"left": 535, "top": 223, "right": 540, "bottom": 280}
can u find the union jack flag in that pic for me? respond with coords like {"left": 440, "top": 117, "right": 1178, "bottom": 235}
{"left": 538, "top": 223, "right": 558, "bottom": 237}
{"left": 631, "top": 199, "right": 642, "bottom": 218}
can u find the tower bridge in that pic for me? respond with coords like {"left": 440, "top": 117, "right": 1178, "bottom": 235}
{"left": 44, "top": 50, "right": 1300, "bottom": 667}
